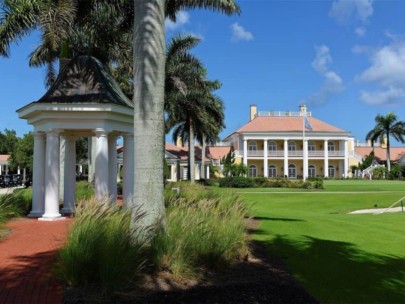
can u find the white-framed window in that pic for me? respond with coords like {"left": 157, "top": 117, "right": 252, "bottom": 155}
{"left": 248, "top": 141, "right": 257, "bottom": 151}
{"left": 288, "top": 164, "right": 296, "bottom": 178}
{"left": 308, "top": 141, "right": 316, "bottom": 151}
{"left": 268, "top": 141, "right": 277, "bottom": 151}
{"left": 328, "top": 165, "right": 335, "bottom": 177}
{"left": 249, "top": 165, "right": 257, "bottom": 177}
{"left": 328, "top": 141, "right": 335, "bottom": 152}
{"left": 268, "top": 165, "right": 277, "bottom": 178}
{"left": 308, "top": 165, "right": 316, "bottom": 178}
{"left": 288, "top": 141, "right": 296, "bottom": 151}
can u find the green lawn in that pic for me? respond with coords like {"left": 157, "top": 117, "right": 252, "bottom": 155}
{"left": 236, "top": 180, "right": 405, "bottom": 304}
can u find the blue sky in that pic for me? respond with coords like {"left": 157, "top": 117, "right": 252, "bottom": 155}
{"left": 1, "top": 0, "right": 405, "bottom": 145}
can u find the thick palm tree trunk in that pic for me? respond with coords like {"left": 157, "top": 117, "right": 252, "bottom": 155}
{"left": 189, "top": 116, "right": 195, "bottom": 183}
{"left": 201, "top": 134, "right": 206, "bottom": 179}
{"left": 131, "top": 0, "right": 166, "bottom": 236}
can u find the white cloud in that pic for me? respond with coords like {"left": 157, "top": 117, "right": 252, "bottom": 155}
{"left": 305, "top": 46, "right": 344, "bottom": 106}
{"left": 360, "top": 87, "right": 405, "bottom": 105}
{"left": 355, "top": 27, "right": 366, "bottom": 37}
{"left": 330, "top": 0, "right": 373, "bottom": 24}
{"left": 231, "top": 23, "right": 253, "bottom": 42}
{"left": 357, "top": 42, "right": 405, "bottom": 106}
{"left": 165, "top": 11, "right": 190, "bottom": 31}
{"left": 312, "top": 45, "right": 332, "bottom": 74}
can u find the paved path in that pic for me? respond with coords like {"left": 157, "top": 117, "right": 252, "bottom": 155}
{"left": 0, "top": 218, "right": 72, "bottom": 304}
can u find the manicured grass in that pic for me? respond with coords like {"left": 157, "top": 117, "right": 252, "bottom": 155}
{"left": 235, "top": 180, "right": 405, "bottom": 304}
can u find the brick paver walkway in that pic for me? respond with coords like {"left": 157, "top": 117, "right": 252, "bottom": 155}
{"left": 0, "top": 218, "right": 72, "bottom": 304}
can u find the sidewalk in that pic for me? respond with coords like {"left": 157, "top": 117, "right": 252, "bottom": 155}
{"left": 0, "top": 218, "right": 72, "bottom": 304}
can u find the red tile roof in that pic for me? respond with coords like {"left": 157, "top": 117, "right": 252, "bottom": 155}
{"left": 165, "top": 143, "right": 231, "bottom": 162}
{"left": 236, "top": 116, "right": 346, "bottom": 133}
{"left": 354, "top": 147, "right": 405, "bottom": 162}
{"left": 0, "top": 155, "right": 10, "bottom": 162}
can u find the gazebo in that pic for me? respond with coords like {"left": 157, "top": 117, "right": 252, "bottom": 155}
{"left": 17, "top": 56, "right": 134, "bottom": 220}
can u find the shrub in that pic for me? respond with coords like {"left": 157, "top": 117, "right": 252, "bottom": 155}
{"left": 55, "top": 198, "right": 147, "bottom": 296}
{"left": 152, "top": 189, "right": 249, "bottom": 278}
{"left": 117, "top": 181, "right": 123, "bottom": 195}
{"left": 219, "top": 177, "right": 255, "bottom": 188}
{"left": 75, "top": 181, "right": 94, "bottom": 200}
{"left": 253, "top": 177, "right": 267, "bottom": 187}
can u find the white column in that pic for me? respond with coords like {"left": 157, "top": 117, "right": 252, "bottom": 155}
{"left": 324, "top": 140, "right": 329, "bottom": 178}
{"left": 123, "top": 133, "right": 134, "bottom": 207}
{"left": 59, "top": 136, "right": 65, "bottom": 201}
{"left": 108, "top": 134, "right": 118, "bottom": 202}
{"left": 284, "top": 139, "right": 288, "bottom": 178}
{"left": 303, "top": 139, "right": 308, "bottom": 180}
{"left": 207, "top": 165, "right": 210, "bottom": 179}
{"left": 23, "top": 168, "right": 26, "bottom": 182}
{"left": 344, "top": 140, "right": 348, "bottom": 178}
{"left": 40, "top": 130, "right": 63, "bottom": 220}
{"left": 0, "top": 165, "right": 2, "bottom": 175}
{"left": 62, "top": 135, "right": 76, "bottom": 214}
{"left": 5, "top": 165, "right": 8, "bottom": 175}
{"left": 29, "top": 132, "right": 46, "bottom": 218}
{"left": 263, "top": 140, "right": 268, "bottom": 177}
{"left": 95, "top": 129, "right": 109, "bottom": 199}
{"left": 17, "top": 167, "right": 20, "bottom": 174}
{"left": 243, "top": 139, "right": 248, "bottom": 166}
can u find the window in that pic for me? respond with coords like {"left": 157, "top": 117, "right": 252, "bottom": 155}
{"left": 308, "top": 165, "right": 316, "bottom": 178}
{"left": 248, "top": 141, "right": 257, "bottom": 151}
{"left": 268, "top": 165, "right": 277, "bottom": 178}
{"left": 308, "top": 141, "right": 316, "bottom": 151}
{"left": 288, "top": 141, "right": 296, "bottom": 151}
{"left": 249, "top": 165, "right": 257, "bottom": 177}
{"left": 268, "top": 141, "right": 277, "bottom": 151}
{"left": 328, "top": 165, "right": 335, "bottom": 177}
{"left": 328, "top": 141, "right": 335, "bottom": 152}
{"left": 288, "top": 164, "right": 296, "bottom": 178}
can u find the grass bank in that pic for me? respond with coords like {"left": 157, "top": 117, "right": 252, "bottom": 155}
{"left": 237, "top": 180, "right": 405, "bottom": 303}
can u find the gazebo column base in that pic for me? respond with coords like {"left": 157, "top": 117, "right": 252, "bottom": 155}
{"left": 61, "top": 208, "right": 75, "bottom": 215}
{"left": 28, "top": 212, "right": 44, "bottom": 218}
{"left": 39, "top": 215, "right": 66, "bottom": 221}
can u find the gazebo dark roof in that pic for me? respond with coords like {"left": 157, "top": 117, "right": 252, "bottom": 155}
{"left": 35, "top": 55, "right": 133, "bottom": 108}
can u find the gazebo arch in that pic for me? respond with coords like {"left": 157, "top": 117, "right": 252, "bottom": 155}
{"left": 17, "top": 56, "right": 134, "bottom": 220}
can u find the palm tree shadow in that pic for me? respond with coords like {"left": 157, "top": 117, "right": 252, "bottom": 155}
{"left": 0, "top": 250, "right": 62, "bottom": 303}
{"left": 260, "top": 235, "right": 405, "bottom": 304}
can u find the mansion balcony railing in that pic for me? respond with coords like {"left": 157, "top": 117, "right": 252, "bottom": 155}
{"left": 237, "top": 150, "right": 346, "bottom": 158}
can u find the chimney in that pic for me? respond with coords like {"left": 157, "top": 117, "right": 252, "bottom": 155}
{"left": 176, "top": 137, "right": 183, "bottom": 147}
{"left": 250, "top": 104, "right": 257, "bottom": 121}
{"left": 381, "top": 136, "right": 387, "bottom": 149}
{"left": 299, "top": 104, "right": 307, "bottom": 114}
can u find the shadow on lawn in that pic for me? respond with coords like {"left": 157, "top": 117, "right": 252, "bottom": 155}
{"left": 0, "top": 250, "right": 62, "bottom": 303}
{"left": 260, "top": 235, "right": 405, "bottom": 304}
{"left": 253, "top": 216, "right": 305, "bottom": 222}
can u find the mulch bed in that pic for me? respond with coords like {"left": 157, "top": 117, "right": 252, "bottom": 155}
{"left": 65, "top": 241, "right": 318, "bottom": 304}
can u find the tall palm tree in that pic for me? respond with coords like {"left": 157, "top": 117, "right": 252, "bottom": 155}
{"left": 366, "top": 113, "right": 405, "bottom": 171}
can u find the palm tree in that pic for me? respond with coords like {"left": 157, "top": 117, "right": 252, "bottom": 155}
{"left": 366, "top": 113, "right": 405, "bottom": 171}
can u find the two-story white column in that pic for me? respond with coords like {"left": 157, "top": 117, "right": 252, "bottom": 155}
{"left": 263, "top": 140, "right": 268, "bottom": 177}
{"left": 62, "top": 135, "right": 76, "bottom": 214}
{"left": 40, "top": 130, "right": 63, "bottom": 221}
{"left": 29, "top": 131, "right": 46, "bottom": 217}
{"left": 123, "top": 133, "right": 134, "bottom": 207}
{"left": 59, "top": 136, "right": 65, "bottom": 201}
{"left": 95, "top": 129, "right": 109, "bottom": 199}
{"left": 284, "top": 139, "right": 288, "bottom": 177}
{"left": 243, "top": 139, "right": 248, "bottom": 166}
{"left": 108, "top": 134, "right": 118, "bottom": 203}
{"left": 324, "top": 139, "right": 329, "bottom": 178}
{"left": 303, "top": 139, "right": 308, "bottom": 180}
{"left": 344, "top": 140, "right": 348, "bottom": 178}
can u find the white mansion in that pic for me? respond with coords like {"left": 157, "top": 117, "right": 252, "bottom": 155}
{"left": 224, "top": 105, "right": 353, "bottom": 179}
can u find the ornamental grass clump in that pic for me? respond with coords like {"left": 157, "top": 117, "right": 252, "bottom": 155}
{"left": 154, "top": 187, "right": 249, "bottom": 279}
{"left": 55, "top": 197, "right": 148, "bottom": 296}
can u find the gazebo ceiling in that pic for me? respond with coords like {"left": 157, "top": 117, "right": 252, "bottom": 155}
{"left": 17, "top": 56, "right": 134, "bottom": 134}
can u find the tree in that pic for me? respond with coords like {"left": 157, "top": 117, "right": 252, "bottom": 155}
{"left": 165, "top": 35, "right": 224, "bottom": 183}
{"left": 221, "top": 148, "right": 235, "bottom": 177}
{"left": 8, "top": 132, "right": 34, "bottom": 172}
{"left": 0, "top": 129, "right": 18, "bottom": 154}
{"left": 358, "top": 151, "right": 375, "bottom": 171}
{"left": 366, "top": 113, "right": 405, "bottom": 171}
